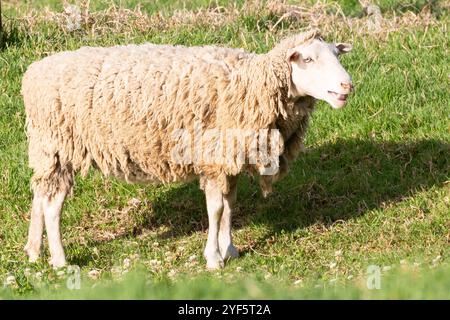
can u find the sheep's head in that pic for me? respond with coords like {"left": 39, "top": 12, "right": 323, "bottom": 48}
{"left": 287, "top": 38, "right": 353, "bottom": 109}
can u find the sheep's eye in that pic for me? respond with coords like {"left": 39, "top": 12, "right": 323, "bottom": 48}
{"left": 303, "top": 57, "right": 313, "bottom": 63}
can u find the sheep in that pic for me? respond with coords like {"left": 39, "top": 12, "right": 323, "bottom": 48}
{"left": 22, "top": 29, "right": 353, "bottom": 269}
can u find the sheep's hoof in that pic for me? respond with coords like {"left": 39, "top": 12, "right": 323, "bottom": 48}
{"left": 206, "top": 259, "right": 225, "bottom": 270}
{"left": 220, "top": 244, "right": 239, "bottom": 261}
{"left": 24, "top": 243, "right": 40, "bottom": 263}
{"left": 205, "top": 252, "right": 225, "bottom": 270}
{"left": 49, "top": 257, "right": 67, "bottom": 269}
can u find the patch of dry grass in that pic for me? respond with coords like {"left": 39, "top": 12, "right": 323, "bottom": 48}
{"left": 10, "top": 0, "right": 444, "bottom": 41}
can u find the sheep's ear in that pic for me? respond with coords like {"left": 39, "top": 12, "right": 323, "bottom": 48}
{"left": 335, "top": 43, "right": 352, "bottom": 55}
{"left": 287, "top": 49, "right": 301, "bottom": 62}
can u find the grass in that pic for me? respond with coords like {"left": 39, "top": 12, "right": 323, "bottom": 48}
{"left": 0, "top": 0, "right": 449, "bottom": 299}
{"left": 2, "top": 263, "right": 450, "bottom": 299}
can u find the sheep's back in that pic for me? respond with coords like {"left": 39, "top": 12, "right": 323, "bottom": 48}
{"left": 22, "top": 43, "right": 249, "bottom": 183}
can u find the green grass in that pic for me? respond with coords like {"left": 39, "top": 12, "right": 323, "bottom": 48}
{"left": 2, "top": 263, "right": 450, "bottom": 299}
{"left": 2, "top": 0, "right": 246, "bottom": 16}
{"left": 0, "top": 0, "right": 449, "bottom": 299}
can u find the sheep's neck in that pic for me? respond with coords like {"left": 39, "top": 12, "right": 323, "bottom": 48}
{"left": 217, "top": 54, "right": 291, "bottom": 130}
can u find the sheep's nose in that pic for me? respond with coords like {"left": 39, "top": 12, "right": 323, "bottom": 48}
{"left": 341, "top": 82, "right": 353, "bottom": 91}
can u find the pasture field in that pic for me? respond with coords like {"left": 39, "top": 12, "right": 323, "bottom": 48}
{"left": 0, "top": 0, "right": 449, "bottom": 299}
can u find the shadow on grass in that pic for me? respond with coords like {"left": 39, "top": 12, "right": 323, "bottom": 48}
{"left": 68, "top": 138, "right": 449, "bottom": 265}
{"left": 128, "top": 138, "right": 448, "bottom": 236}
{"left": 0, "top": 21, "right": 25, "bottom": 50}
{"left": 152, "top": 138, "right": 449, "bottom": 235}
{"left": 392, "top": 0, "right": 445, "bottom": 15}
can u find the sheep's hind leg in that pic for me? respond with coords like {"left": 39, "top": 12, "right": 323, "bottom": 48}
{"left": 30, "top": 163, "right": 73, "bottom": 268}
{"left": 219, "top": 177, "right": 239, "bottom": 260}
{"left": 43, "top": 191, "right": 68, "bottom": 268}
{"left": 203, "top": 179, "right": 225, "bottom": 269}
{"left": 24, "top": 192, "right": 45, "bottom": 263}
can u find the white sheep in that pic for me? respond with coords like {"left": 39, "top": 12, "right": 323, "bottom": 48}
{"left": 22, "top": 29, "right": 353, "bottom": 269}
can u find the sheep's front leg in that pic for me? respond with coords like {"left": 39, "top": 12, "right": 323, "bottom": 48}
{"left": 203, "top": 180, "right": 225, "bottom": 269}
{"left": 43, "top": 192, "right": 67, "bottom": 268}
{"left": 219, "top": 177, "right": 239, "bottom": 260}
{"left": 24, "top": 192, "right": 45, "bottom": 262}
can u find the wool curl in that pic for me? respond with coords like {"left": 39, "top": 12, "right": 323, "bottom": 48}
{"left": 22, "top": 29, "right": 320, "bottom": 197}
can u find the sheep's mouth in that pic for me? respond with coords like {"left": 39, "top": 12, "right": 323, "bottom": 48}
{"left": 327, "top": 91, "right": 349, "bottom": 107}
{"left": 328, "top": 91, "right": 349, "bottom": 101}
